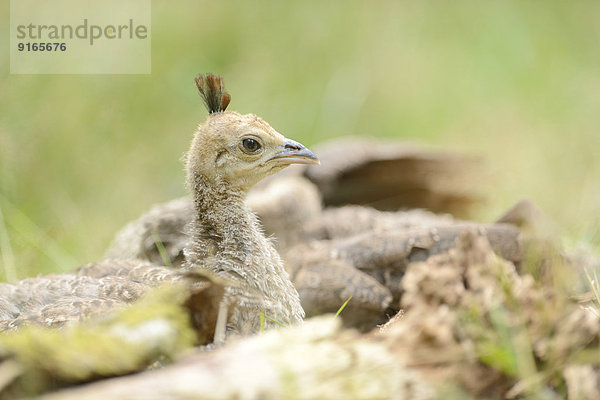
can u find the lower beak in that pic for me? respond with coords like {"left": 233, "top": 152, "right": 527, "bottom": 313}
{"left": 267, "top": 138, "right": 320, "bottom": 166}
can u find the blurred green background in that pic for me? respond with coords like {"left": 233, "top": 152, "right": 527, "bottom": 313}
{"left": 1, "top": 1, "right": 599, "bottom": 280}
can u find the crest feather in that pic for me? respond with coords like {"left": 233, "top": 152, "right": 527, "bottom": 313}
{"left": 194, "top": 73, "right": 231, "bottom": 113}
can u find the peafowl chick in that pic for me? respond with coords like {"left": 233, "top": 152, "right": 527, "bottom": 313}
{"left": 183, "top": 74, "right": 318, "bottom": 334}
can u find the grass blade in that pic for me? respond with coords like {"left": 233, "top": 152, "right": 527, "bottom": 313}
{"left": 0, "top": 205, "right": 17, "bottom": 282}
{"left": 259, "top": 312, "right": 265, "bottom": 334}
{"left": 263, "top": 314, "right": 287, "bottom": 328}
{"left": 151, "top": 230, "right": 173, "bottom": 267}
{"left": 335, "top": 296, "right": 352, "bottom": 318}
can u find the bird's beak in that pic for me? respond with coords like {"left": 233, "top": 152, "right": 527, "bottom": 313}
{"left": 267, "top": 138, "right": 320, "bottom": 166}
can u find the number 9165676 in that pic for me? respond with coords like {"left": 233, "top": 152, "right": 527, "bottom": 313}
{"left": 17, "top": 43, "right": 66, "bottom": 51}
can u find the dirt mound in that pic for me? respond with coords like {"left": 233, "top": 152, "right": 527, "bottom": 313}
{"left": 381, "top": 231, "right": 600, "bottom": 399}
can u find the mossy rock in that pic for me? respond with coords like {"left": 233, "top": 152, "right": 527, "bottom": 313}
{"left": 0, "top": 284, "right": 196, "bottom": 398}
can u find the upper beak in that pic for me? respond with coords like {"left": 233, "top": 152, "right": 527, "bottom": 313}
{"left": 267, "top": 138, "right": 320, "bottom": 166}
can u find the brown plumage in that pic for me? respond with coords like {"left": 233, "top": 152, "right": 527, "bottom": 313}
{"left": 0, "top": 259, "right": 181, "bottom": 331}
{"left": 0, "top": 74, "right": 319, "bottom": 337}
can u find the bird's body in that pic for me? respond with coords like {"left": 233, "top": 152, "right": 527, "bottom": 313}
{"left": 184, "top": 171, "right": 303, "bottom": 333}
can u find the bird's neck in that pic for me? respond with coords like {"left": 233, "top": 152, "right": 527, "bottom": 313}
{"left": 187, "top": 172, "right": 268, "bottom": 264}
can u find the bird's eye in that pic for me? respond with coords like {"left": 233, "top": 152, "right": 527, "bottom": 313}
{"left": 240, "top": 138, "right": 262, "bottom": 154}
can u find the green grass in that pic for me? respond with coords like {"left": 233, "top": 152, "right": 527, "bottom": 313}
{"left": 1, "top": 1, "right": 600, "bottom": 278}
{"left": 585, "top": 268, "right": 600, "bottom": 318}
{"left": 335, "top": 296, "right": 352, "bottom": 318}
{"left": 151, "top": 230, "right": 173, "bottom": 268}
{"left": 259, "top": 312, "right": 287, "bottom": 334}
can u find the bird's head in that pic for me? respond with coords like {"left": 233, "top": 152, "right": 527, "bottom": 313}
{"left": 187, "top": 74, "right": 319, "bottom": 192}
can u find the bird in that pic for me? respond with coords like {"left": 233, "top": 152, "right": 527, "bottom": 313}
{"left": 182, "top": 73, "right": 318, "bottom": 335}
{"left": 0, "top": 73, "right": 319, "bottom": 338}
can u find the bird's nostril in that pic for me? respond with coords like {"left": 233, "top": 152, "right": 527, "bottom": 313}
{"left": 284, "top": 140, "right": 302, "bottom": 151}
